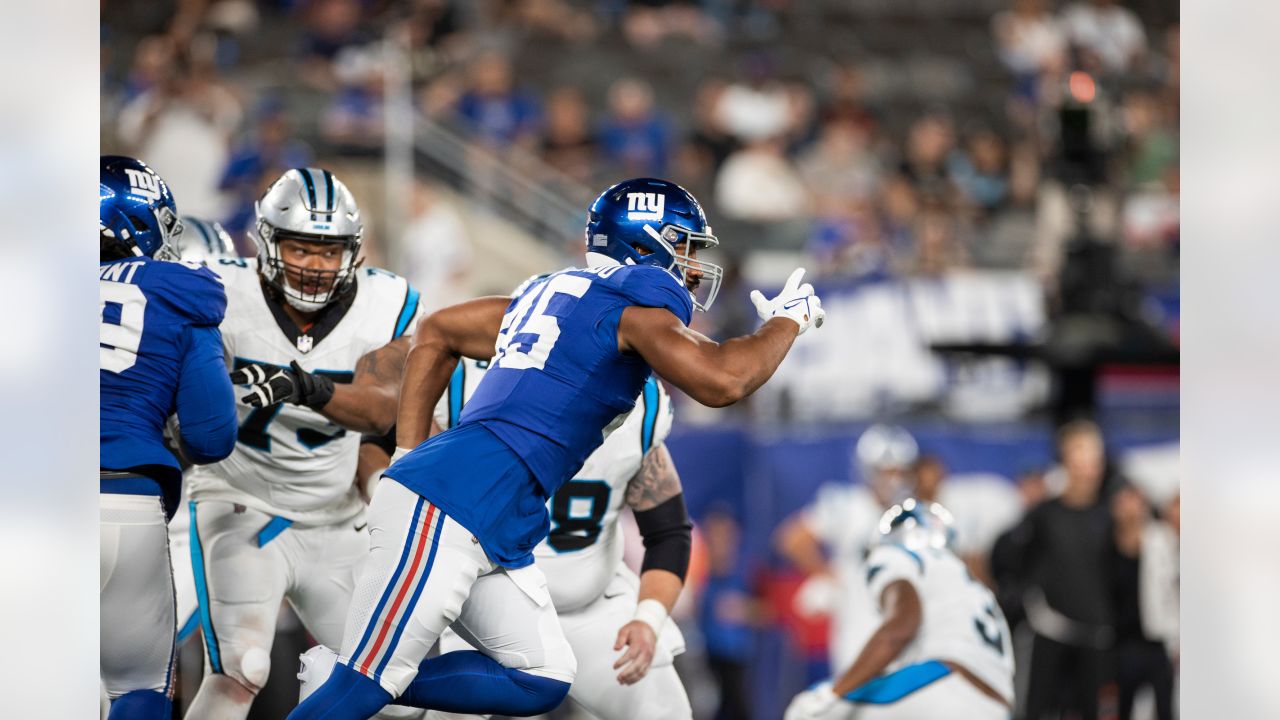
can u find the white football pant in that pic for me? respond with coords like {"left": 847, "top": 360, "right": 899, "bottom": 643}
{"left": 100, "top": 492, "right": 176, "bottom": 702}
{"left": 185, "top": 499, "right": 368, "bottom": 717}
{"left": 338, "top": 478, "right": 576, "bottom": 697}
{"left": 435, "top": 565, "right": 691, "bottom": 720}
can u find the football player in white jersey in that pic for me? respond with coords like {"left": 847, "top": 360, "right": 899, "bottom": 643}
{"left": 183, "top": 169, "right": 427, "bottom": 719}
{"left": 775, "top": 425, "right": 919, "bottom": 671}
{"left": 785, "top": 500, "right": 1015, "bottom": 720}
{"left": 300, "top": 355, "right": 695, "bottom": 719}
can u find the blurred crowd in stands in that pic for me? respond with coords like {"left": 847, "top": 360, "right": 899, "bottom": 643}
{"left": 101, "top": 0, "right": 1178, "bottom": 304}
{"left": 101, "top": 2, "right": 1179, "bottom": 718}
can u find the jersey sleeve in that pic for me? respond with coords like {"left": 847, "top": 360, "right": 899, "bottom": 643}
{"left": 616, "top": 265, "right": 694, "bottom": 326}
{"left": 649, "top": 379, "right": 675, "bottom": 449}
{"left": 864, "top": 544, "right": 925, "bottom": 610}
{"left": 391, "top": 279, "right": 423, "bottom": 340}
{"left": 150, "top": 261, "right": 228, "bottom": 327}
{"left": 175, "top": 324, "right": 238, "bottom": 464}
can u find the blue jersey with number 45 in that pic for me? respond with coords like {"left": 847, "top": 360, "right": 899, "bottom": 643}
{"left": 100, "top": 257, "right": 237, "bottom": 508}
{"left": 386, "top": 263, "right": 692, "bottom": 566}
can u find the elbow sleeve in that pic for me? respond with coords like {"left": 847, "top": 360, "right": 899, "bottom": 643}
{"left": 634, "top": 493, "right": 693, "bottom": 582}
{"left": 176, "top": 325, "right": 238, "bottom": 463}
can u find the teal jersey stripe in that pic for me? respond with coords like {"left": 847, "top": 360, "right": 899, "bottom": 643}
{"left": 641, "top": 377, "right": 660, "bottom": 454}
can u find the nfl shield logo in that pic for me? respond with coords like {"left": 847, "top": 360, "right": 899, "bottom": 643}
{"left": 296, "top": 334, "right": 314, "bottom": 353}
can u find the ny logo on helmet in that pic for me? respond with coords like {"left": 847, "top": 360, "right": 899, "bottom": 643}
{"left": 123, "top": 168, "right": 161, "bottom": 202}
{"left": 626, "top": 192, "right": 665, "bottom": 222}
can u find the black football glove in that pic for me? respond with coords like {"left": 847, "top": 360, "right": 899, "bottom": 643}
{"left": 230, "top": 360, "right": 335, "bottom": 410}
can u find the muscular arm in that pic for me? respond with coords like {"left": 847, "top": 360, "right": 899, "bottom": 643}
{"left": 614, "top": 442, "right": 692, "bottom": 684}
{"left": 175, "top": 325, "right": 238, "bottom": 464}
{"left": 315, "top": 335, "right": 410, "bottom": 436}
{"left": 618, "top": 308, "right": 798, "bottom": 408}
{"left": 830, "top": 580, "right": 923, "bottom": 696}
{"left": 396, "top": 297, "right": 509, "bottom": 449}
{"left": 625, "top": 443, "right": 688, "bottom": 612}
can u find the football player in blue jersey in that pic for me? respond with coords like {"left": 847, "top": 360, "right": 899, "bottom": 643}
{"left": 289, "top": 177, "right": 824, "bottom": 720}
{"left": 99, "top": 156, "right": 238, "bottom": 719}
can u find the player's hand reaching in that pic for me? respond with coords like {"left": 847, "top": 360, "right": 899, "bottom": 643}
{"left": 784, "top": 681, "right": 850, "bottom": 720}
{"left": 612, "top": 620, "right": 658, "bottom": 685}
{"left": 750, "top": 267, "right": 825, "bottom": 335}
{"left": 230, "top": 361, "right": 335, "bottom": 410}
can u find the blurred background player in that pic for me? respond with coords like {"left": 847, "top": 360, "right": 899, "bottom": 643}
{"left": 183, "top": 167, "right": 425, "bottom": 719}
{"left": 775, "top": 424, "right": 919, "bottom": 671}
{"left": 177, "top": 215, "right": 239, "bottom": 264}
{"left": 910, "top": 454, "right": 1023, "bottom": 588}
{"left": 100, "top": 156, "right": 238, "bottom": 719}
{"left": 289, "top": 178, "right": 823, "bottom": 720}
{"left": 785, "top": 500, "right": 1013, "bottom": 720}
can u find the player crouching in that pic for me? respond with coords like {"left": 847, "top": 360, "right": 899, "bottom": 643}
{"left": 785, "top": 500, "right": 1014, "bottom": 720}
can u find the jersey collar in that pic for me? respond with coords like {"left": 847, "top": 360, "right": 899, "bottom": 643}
{"left": 259, "top": 277, "right": 358, "bottom": 354}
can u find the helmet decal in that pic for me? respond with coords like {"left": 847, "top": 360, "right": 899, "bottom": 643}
{"left": 584, "top": 177, "right": 724, "bottom": 311}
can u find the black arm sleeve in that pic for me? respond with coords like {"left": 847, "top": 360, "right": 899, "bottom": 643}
{"left": 634, "top": 493, "right": 693, "bottom": 582}
{"left": 362, "top": 424, "right": 397, "bottom": 455}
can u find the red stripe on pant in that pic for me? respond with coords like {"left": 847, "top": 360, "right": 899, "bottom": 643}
{"left": 358, "top": 503, "right": 438, "bottom": 676}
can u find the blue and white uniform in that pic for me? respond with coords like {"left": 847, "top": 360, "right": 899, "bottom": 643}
{"left": 99, "top": 256, "right": 236, "bottom": 711}
{"left": 386, "top": 264, "right": 692, "bottom": 567}
{"left": 292, "top": 263, "right": 692, "bottom": 720}
{"left": 435, "top": 359, "right": 692, "bottom": 720}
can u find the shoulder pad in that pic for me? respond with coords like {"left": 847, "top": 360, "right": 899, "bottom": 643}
{"left": 146, "top": 260, "right": 228, "bottom": 326}
{"left": 361, "top": 267, "right": 421, "bottom": 339}
{"left": 361, "top": 266, "right": 406, "bottom": 286}
{"left": 614, "top": 265, "right": 694, "bottom": 325}
{"left": 203, "top": 256, "right": 255, "bottom": 283}
{"left": 864, "top": 544, "right": 925, "bottom": 599}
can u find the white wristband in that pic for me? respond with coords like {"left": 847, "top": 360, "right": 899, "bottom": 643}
{"left": 391, "top": 447, "right": 412, "bottom": 464}
{"left": 632, "top": 599, "right": 668, "bottom": 635}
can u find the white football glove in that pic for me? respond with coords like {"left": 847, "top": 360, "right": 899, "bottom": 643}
{"left": 784, "top": 681, "right": 851, "bottom": 720}
{"left": 794, "top": 573, "right": 838, "bottom": 618}
{"left": 750, "top": 267, "right": 825, "bottom": 335}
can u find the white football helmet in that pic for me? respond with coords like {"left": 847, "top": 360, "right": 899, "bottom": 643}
{"left": 856, "top": 424, "right": 918, "bottom": 473}
{"left": 877, "top": 498, "right": 957, "bottom": 552}
{"left": 253, "top": 168, "right": 363, "bottom": 312}
{"left": 854, "top": 423, "right": 919, "bottom": 503}
{"left": 175, "top": 216, "right": 237, "bottom": 263}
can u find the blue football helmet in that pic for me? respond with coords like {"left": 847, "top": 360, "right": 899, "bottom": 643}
{"left": 877, "top": 498, "right": 957, "bottom": 552}
{"left": 584, "top": 178, "right": 723, "bottom": 311}
{"left": 100, "top": 155, "right": 184, "bottom": 260}
{"left": 176, "top": 216, "right": 237, "bottom": 263}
